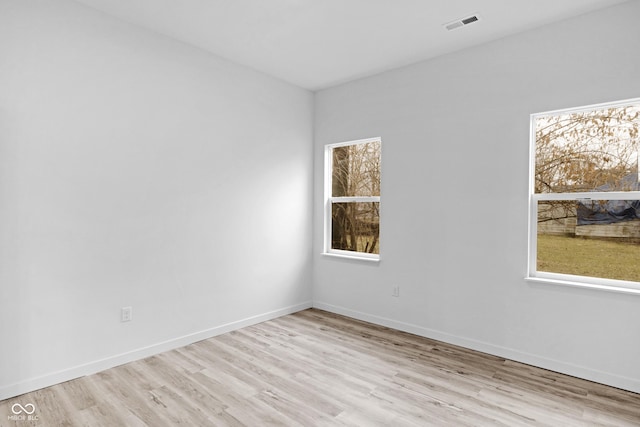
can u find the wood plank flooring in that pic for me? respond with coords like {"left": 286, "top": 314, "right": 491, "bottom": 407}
{"left": 1, "top": 309, "right": 639, "bottom": 426}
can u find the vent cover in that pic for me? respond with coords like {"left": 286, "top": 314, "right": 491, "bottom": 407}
{"left": 444, "top": 15, "right": 480, "bottom": 31}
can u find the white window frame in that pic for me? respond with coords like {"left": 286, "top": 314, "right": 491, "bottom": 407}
{"left": 527, "top": 98, "right": 640, "bottom": 295}
{"left": 324, "top": 137, "right": 381, "bottom": 261}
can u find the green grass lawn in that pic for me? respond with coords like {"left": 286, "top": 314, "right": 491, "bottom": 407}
{"left": 537, "top": 234, "right": 640, "bottom": 282}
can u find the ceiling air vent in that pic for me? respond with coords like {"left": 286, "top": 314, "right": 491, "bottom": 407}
{"left": 444, "top": 15, "right": 479, "bottom": 31}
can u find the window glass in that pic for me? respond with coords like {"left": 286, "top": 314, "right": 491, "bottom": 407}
{"left": 332, "top": 141, "right": 381, "bottom": 197}
{"left": 534, "top": 105, "right": 639, "bottom": 193}
{"left": 536, "top": 199, "right": 640, "bottom": 282}
{"left": 331, "top": 202, "right": 380, "bottom": 254}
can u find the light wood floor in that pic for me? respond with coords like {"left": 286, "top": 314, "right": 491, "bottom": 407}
{"left": 2, "top": 309, "right": 639, "bottom": 426}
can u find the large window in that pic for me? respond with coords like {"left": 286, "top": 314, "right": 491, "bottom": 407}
{"left": 324, "top": 138, "right": 381, "bottom": 260}
{"left": 528, "top": 99, "right": 640, "bottom": 293}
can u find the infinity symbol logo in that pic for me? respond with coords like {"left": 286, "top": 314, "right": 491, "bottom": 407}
{"left": 11, "top": 403, "right": 36, "bottom": 415}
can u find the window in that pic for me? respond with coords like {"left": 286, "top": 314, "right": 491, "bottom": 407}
{"left": 324, "top": 138, "right": 381, "bottom": 260}
{"left": 528, "top": 98, "right": 640, "bottom": 293}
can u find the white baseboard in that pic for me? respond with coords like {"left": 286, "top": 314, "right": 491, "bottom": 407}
{"left": 313, "top": 301, "right": 640, "bottom": 394}
{"left": 0, "top": 301, "right": 312, "bottom": 401}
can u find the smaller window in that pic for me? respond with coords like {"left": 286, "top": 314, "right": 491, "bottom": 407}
{"left": 324, "top": 138, "right": 381, "bottom": 260}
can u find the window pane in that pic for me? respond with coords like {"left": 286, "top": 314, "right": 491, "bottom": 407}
{"left": 537, "top": 200, "right": 640, "bottom": 282}
{"left": 331, "top": 202, "right": 379, "bottom": 254}
{"left": 534, "top": 103, "right": 640, "bottom": 193}
{"left": 332, "top": 141, "right": 381, "bottom": 197}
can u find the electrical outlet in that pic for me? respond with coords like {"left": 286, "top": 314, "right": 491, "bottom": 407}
{"left": 121, "top": 306, "right": 132, "bottom": 322}
{"left": 392, "top": 286, "right": 400, "bottom": 297}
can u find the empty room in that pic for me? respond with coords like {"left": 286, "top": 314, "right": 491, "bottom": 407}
{"left": 1, "top": 0, "right": 640, "bottom": 425}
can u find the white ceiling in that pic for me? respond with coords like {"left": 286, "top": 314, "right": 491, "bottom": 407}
{"left": 74, "top": 0, "right": 627, "bottom": 91}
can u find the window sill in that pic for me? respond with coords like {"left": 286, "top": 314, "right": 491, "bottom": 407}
{"left": 322, "top": 252, "right": 380, "bottom": 263}
{"left": 525, "top": 276, "right": 640, "bottom": 296}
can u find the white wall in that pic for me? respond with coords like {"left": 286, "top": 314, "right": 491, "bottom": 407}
{"left": 313, "top": 1, "right": 640, "bottom": 393}
{"left": 0, "top": 0, "right": 313, "bottom": 399}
